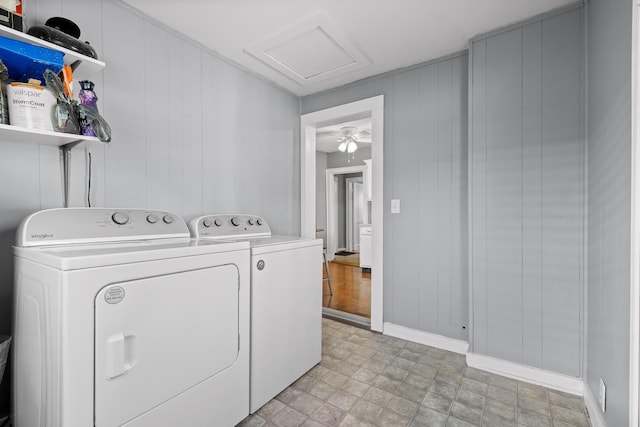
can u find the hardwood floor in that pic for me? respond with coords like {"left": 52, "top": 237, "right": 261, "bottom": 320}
{"left": 322, "top": 261, "right": 371, "bottom": 319}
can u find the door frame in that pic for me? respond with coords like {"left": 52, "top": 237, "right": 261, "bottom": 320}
{"left": 630, "top": 0, "right": 640, "bottom": 424}
{"left": 301, "top": 95, "right": 384, "bottom": 332}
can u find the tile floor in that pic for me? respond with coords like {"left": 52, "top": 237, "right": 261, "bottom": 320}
{"left": 238, "top": 318, "right": 591, "bottom": 427}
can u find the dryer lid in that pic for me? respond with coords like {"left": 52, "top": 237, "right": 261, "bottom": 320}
{"left": 15, "top": 208, "right": 190, "bottom": 247}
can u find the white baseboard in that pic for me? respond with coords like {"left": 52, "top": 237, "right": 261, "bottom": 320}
{"left": 383, "top": 322, "right": 469, "bottom": 355}
{"left": 582, "top": 382, "right": 606, "bottom": 427}
{"left": 466, "top": 352, "right": 584, "bottom": 396}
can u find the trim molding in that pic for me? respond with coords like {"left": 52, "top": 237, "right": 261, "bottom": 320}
{"left": 466, "top": 353, "right": 584, "bottom": 396}
{"left": 301, "top": 95, "right": 384, "bottom": 332}
{"left": 583, "top": 382, "right": 607, "bottom": 427}
{"left": 383, "top": 323, "right": 469, "bottom": 355}
{"left": 630, "top": 1, "right": 640, "bottom": 426}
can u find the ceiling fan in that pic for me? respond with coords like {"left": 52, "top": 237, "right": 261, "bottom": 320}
{"left": 336, "top": 126, "right": 370, "bottom": 153}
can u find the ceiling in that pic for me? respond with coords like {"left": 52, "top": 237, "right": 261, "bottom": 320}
{"left": 121, "top": 0, "right": 576, "bottom": 96}
{"left": 316, "top": 118, "right": 372, "bottom": 153}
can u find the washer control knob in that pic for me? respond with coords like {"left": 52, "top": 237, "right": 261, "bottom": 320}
{"left": 248, "top": 218, "right": 255, "bottom": 225}
{"left": 112, "top": 211, "right": 129, "bottom": 225}
{"left": 214, "top": 218, "right": 223, "bottom": 227}
{"left": 257, "top": 218, "right": 263, "bottom": 226}
{"left": 163, "top": 215, "right": 174, "bottom": 224}
{"left": 146, "top": 214, "right": 158, "bottom": 224}
{"left": 202, "top": 219, "right": 213, "bottom": 228}
{"left": 231, "top": 217, "right": 240, "bottom": 226}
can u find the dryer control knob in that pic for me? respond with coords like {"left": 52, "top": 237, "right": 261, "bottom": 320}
{"left": 202, "top": 219, "right": 213, "bottom": 228}
{"left": 231, "top": 217, "right": 240, "bottom": 226}
{"left": 214, "top": 219, "right": 223, "bottom": 227}
{"left": 248, "top": 218, "right": 255, "bottom": 225}
{"left": 163, "top": 215, "right": 174, "bottom": 224}
{"left": 112, "top": 211, "right": 129, "bottom": 225}
{"left": 146, "top": 214, "right": 158, "bottom": 224}
{"left": 257, "top": 218, "right": 263, "bottom": 225}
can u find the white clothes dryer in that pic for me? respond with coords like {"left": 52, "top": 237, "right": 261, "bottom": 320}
{"left": 189, "top": 214, "right": 322, "bottom": 413}
{"left": 12, "top": 208, "right": 250, "bottom": 427}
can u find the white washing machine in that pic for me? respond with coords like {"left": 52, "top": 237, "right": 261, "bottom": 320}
{"left": 188, "top": 214, "right": 322, "bottom": 413}
{"left": 12, "top": 208, "right": 250, "bottom": 427}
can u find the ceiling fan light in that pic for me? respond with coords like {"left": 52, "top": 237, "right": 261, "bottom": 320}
{"left": 347, "top": 140, "right": 358, "bottom": 153}
{"left": 338, "top": 141, "right": 347, "bottom": 152}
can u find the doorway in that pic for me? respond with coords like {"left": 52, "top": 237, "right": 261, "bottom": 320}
{"left": 321, "top": 163, "right": 369, "bottom": 322}
{"left": 300, "top": 95, "right": 384, "bottom": 332}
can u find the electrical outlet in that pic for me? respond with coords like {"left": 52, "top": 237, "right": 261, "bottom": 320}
{"left": 599, "top": 379, "right": 606, "bottom": 412}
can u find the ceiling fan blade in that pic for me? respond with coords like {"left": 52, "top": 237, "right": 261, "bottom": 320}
{"left": 353, "top": 134, "right": 372, "bottom": 143}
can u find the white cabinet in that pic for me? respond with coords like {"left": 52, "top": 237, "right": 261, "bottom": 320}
{"left": 363, "top": 159, "right": 372, "bottom": 201}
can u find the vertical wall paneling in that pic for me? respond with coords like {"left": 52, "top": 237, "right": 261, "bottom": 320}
{"left": 181, "top": 42, "right": 204, "bottom": 219}
{"left": 470, "top": 39, "right": 488, "bottom": 354}
{"left": 521, "top": 22, "right": 544, "bottom": 369}
{"left": 168, "top": 34, "right": 185, "bottom": 214}
{"left": 451, "top": 54, "right": 468, "bottom": 337}
{"left": 201, "top": 52, "right": 216, "bottom": 214}
{"left": 144, "top": 22, "right": 171, "bottom": 210}
{"left": 587, "top": 0, "right": 632, "bottom": 424}
{"left": 418, "top": 64, "right": 439, "bottom": 333}
{"left": 102, "top": 1, "right": 147, "bottom": 207}
{"left": 390, "top": 68, "right": 421, "bottom": 328}
{"left": 302, "top": 54, "right": 469, "bottom": 341}
{"left": 437, "top": 60, "right": 454, "bottom": 338}
{"left": 469, "top": 8, "right": 584, "bottom": 376}
{"left": 211, "top": 57, "right": 240, "bottom": 212}
{"left": 540, "top": 11, "right": 583, "bottom": 377}
{"left": 485, "top": 27, "right": 524, "bottom": 364}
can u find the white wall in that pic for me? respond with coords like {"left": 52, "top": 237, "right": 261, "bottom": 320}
{"left": 0, "top": 0, "right": 301, "bottom": 412}
{"left": 469, "top": 7, "right": 585, "bottom": 378}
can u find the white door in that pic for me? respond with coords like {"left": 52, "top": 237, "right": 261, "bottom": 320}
{"left": 346, "top": 178, "right": 364, "bottom": 252}
{"left": 94, "top": 265, "right": 240, "bottom": 427}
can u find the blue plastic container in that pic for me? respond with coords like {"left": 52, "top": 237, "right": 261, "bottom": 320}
{"left": 0, "top": 35, "right": 64, "bottom": 82}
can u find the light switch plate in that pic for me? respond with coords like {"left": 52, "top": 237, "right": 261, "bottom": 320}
{"left": 391, "top": 199, "right": 400, "bottom": 214}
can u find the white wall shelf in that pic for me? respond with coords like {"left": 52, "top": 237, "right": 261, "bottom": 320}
{"left": 0, "top": 25, "right": 105, "bottom": 76}
{"left": 0, "top": 123, "right": 102, "bottom": 147}
{"left": 0, "top": 24, "right": 106, "bottom": 151}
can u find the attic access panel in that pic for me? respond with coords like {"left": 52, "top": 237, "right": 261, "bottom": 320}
{"left": 245, "top": 13, "right": 371, "bottom": 86}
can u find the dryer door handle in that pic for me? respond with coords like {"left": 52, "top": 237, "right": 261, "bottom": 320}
{"left": 105, "top": 333, "right": 137, "bottom": 379}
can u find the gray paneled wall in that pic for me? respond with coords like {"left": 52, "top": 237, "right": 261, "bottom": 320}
{"left": 0, "top": 0, "right": 300, "bottom": 411}
{"left": 586, "top": 0, "right": 632, "bottom": 425}
{"left": 303, "top": 53, "right": 469, "bottom": 341}
{"left": 469, "top": 7, "right": 584, "bottom": 377}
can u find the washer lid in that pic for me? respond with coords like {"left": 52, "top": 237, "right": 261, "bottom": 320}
{"left": 249, "top": 235, "right": 322, "bottom": 254}
{"left": 13, "top": 238, "right": 249, "bottom": 270}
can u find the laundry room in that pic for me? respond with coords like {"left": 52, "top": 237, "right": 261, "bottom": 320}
{"left": 0, "top": 0, "right": 638, "bottom": 427}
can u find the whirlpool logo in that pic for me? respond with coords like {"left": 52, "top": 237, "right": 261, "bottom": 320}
{"left": 31, "top": 233, "right": 53, "bottom": 240}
